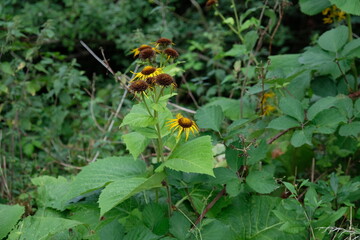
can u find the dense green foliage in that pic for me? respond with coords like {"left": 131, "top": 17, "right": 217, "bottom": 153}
{"left": 1, "top": 0, "right": 360, "bottom": 239}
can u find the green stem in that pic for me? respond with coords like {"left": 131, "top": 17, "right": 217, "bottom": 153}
{"left": 347, "top": 14, "right": 359, "bottom": 91}
{"left": 215, "top": 8, "right": 244, "bottom": 43}
{"left": 231, "top": 0, "right": 240, "bottom": 32}
{"left": 141, "top": 94, "right": 153, "bottom": 117}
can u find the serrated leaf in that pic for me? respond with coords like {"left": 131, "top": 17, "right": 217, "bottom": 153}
{"left": 307, "top": 96, "right": 337, "bottom": 120}
{"left": 224, "top": 44, "right": 247, "bottom": 57}
{"left": 335, "top": 95, "right": 353, "bottom": 119}
{"left": 121, "top": 104, "right": 155, "bottom": 128}
{"left": 160, "top": 136, "right": 214, "bottom": 176}
{"left": 279, "top": 97, "right": 305, "bottom": 123}
{"left": 283, "top": 182, "right": 297, "bottom": 196}
{"left": 246, "top": 170, "right": 279, "bottom": 194}
{"left": 267, "top": 116, "right": 301, "bottom": 130}
{"left": 195, "top": 105, "right": 224, "bottom": 132}
{"left": 339, "top": 122, "right": 360, "bottom": 137}
{"left": 8, "top": 217, "right": 82, "bottom": 240}
{"left": 61, "top": 157, "right": 147, "bottom": 208}
{"left": 0, "top": 62, "right": 14, "bottom": 75}
{"left": 99, "top": 172, "right": 165, "bottom": 216}
{"left": 142, "top": 203, "right": 169, "bottom": 235}
{"left": 312, "top": 108, "right": 347, "bottom": 134}
{"left": 219, "top": 195, "right": 307, "bottom": 239}
{"left": 247, "top": 140, "right": 268, "bottom": 165}
{"left": 0, "top": 204, "right": 25, "bottom": 239}
{"left": 122, "top": 132, "right": 149, "bottom": 159}
{"left": 225, "top": 141, "right": 244, "bottom": 171}
{"left": 290, "top": 126, "right": 314, "bottom": 147}
{"left": 169, "top": 212, "right": 190, "bottom": 240}
{"left": 318, "top": 26, "right": 348, "bottom": 52}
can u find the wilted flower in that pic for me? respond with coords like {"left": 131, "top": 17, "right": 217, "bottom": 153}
{"left": 156, "top": 73, "right": 176, "bottom": 87}
{"left": 163, "top": 48, "right": 179, "bottom": 60}
{"left": 129, "top": 80, "right": 149, "bottom": 94}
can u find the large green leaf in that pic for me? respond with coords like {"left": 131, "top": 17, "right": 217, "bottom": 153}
{"left": 267, "top": 116, "right": 301, "bottom": 130}
{"left": 195, "top": 105, "right": 224, "bottom": 132}
{"left": 330, "top": 0, "right": 360, "bottom": 16}
{"left": 122, "top": 132, "right": 150, "bottom": 159}
{"left": 307, "top": 96, "right": 337, "bottom": 120}
{"left": 121, "top": 104, "right": 155, "bottom": 128}
{"left": 58, "top": 157, "right": 147, "bottom": 208}
{"left": 160, "top": 136, "right": 214, "bottom": 176}
{"left": 312, "top": 108, "right": 347, "bottom": 134}
{"left": 299, "top": 0, "right": 331, "bottom": 15}
{"left": 8, "top": 217, "right": 82, "bottom": 240}
{"left": 291, "top": 126, "right": 315, "bottom": 147}
{"left": 339, "top": 122, "right": 360, "bottom": 137}
{"left": 0, "top": 204, "right": 25, "bottom": 239}
{"left": 98, "top": 172, "right": 165, "bottom": 216}
{"left": 342, "top": 39, "right": 360, "bottom": 58}
{"left": 318, "top": 26, "right": 348, "bottom": 53}
{"left": 225, "top": 140, "right": 244, "bottom": 171}
{"left": 169, "top": 212, "right": 190, "bottom": 240}
{"left": 247, "top": 140, "right": 268, "bottom": 165}
{"left": 219, "top": 195, "right": 307, "bottom": 239}
{"left": 246, "top": 170, "right": 279, "bottom": 194}
{"left": 279, "top": 97, "right": 305, "bottom": 123}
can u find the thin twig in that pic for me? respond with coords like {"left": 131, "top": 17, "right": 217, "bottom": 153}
{"left": 181, "top": 75, "right": 200, "bottom": 108}
{"left": 193, "top": 187, "right": 226, "bottom": 227}
{"left": 267, "top": 127, "right": 295, "bottom": 144}
{"left": 168, "top": 102, "right": 196, "bottom": 114}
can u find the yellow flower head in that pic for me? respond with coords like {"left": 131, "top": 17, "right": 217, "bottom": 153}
{"left": 131, "top": 45, "right": 152, "bottom": 57}
{"left": 167, "top": 113, "right": 199, "bottom": 141}
{"left": 132, "top": 66, "right": 163, "bottom": 81}
{"left": 321, "top": 5, "right": 346, "bottom": 24}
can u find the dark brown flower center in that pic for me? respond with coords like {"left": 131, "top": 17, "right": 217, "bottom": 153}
{"left": 138, "top": 45, "right": 152, "bottom": 51}
{"left": 156, "top": 37, "right": 173, "bottom": 45}
{"left": 139, "top": 48, "right": 155, "bottom": 60}
{"left": 164, "top": 48, "right": 179, "bottom": 58}
{"left": 130, "top": 80, "right": 149, "bottom": 92}
{"left": 156, "top": 73, "right": 174, "bottom": 86}
{"left": 141, "top": 66, "right": 156, "bottom": 75}
{"left": 178, "top": 117, "right": 193, "bottom": 128}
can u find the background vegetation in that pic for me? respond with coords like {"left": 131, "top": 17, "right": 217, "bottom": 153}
{"left": 1, "top": 0, "right": 360, "bottom": 239}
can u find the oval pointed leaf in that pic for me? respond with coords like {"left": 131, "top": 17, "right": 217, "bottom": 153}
{"left": 162, "top": 136, "right": 214, "bottom": 176}
{"left": 0, "top": 204, "right": 25, "bottom": 239}
{"left": 279, "top": 97, "right": 305, "bottom": 123}
{"left": 267, "top": 116, "right": 301, "bottom": 130}
{"left": 195, "top": 105, "right": 224, "bottom": 132}
{"left": 99, "top": 172, "right": 165, "bottom": 216}
{"left": 318, "top": 26, "right": 348, "bottom": 52}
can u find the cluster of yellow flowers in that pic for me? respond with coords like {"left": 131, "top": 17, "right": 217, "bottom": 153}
{"left": 260, "top": 92, "right": 276, "bottom": 116}
{"left": 129, "top": 38, "right": 198, "bottom": 141}
{"left": 322, "top": 5, "right": 346, "bottom": 24}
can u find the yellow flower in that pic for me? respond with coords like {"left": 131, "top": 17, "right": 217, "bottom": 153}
{"left": 132, "top": 66, "right": 163, "bottom": 81}
{"left": 263, "top": 105, "right": 276, "bottom": 116}
{"left": 130, "top": 45, "right": 159, "bottom": 57}
{"left": 321, "top": 5, "right": 346, "bottom": 24}
{"left": 167, "top": 113, "right": 199, "bottom": 141}
{"left": 323, "top": 17, "right": 333, "bottom": 24}
{"left": 337, "top": 11, "right": 346, "bottom": 21}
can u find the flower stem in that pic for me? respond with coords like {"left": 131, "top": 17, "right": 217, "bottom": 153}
{"left": 141, "top": 94, "right": 153, "bottom": 117}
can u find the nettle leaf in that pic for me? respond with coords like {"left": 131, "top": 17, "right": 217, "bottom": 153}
{"left": 247, "top": 140, "right": 268, "bottom": 165}
{"left": 8, "top": 217, "right": 82, "bottom": 240}
{"left": 219, "top": 195, "right": 307, "bottom": 239}
{"left": 267, "top": 116, "right": 301, "bottom": 130}
{"left": 279, "top": 97, "right": 305, "bottom": 123}
{"left": 169, "top": 212, "right": 190, "bottom": 240}
{"left": 121, "top": 104, "right": 155, "bottom": 128}
{"left": 161, "top": 136, "right": 214, "bottom": 176}
{"left": 225, "top": 141, "right": 244, "bottom": 171}
{"left": 307, "top": 96, "right": 337, "bottom": 120}
{"left": 0, "top": 204, "right": 25, "bottom": 239}
{"left": 246, "top": 170, "right": 279, "bottom": 194}
{"left": 98, "top": 172, "right": 165, "bottom": 216}
{"left": 122, "top": 132, "right": 149, "bottom": 159}
{"left": 142, "top": 203, "right": 169, "bottom": 235}
{"left": 63, "top": 157, "right": 146, "bottom": 205}
{"left": 290, "top": 126, "right": 315, "bottom": 147}
{"left": 318, "top": 26, "right": 348, "bottom": 53}
{"left": 330, "top": 0, "right": 360, "bottom": 16}
{"left": 299, "top": 0, "right": 331, "bottom": 15}
{"left": 339, "top": 122, "right": 360, "bottom": 137}
{"left": 195, "top": 105, "right": 224, "bottom": 132}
